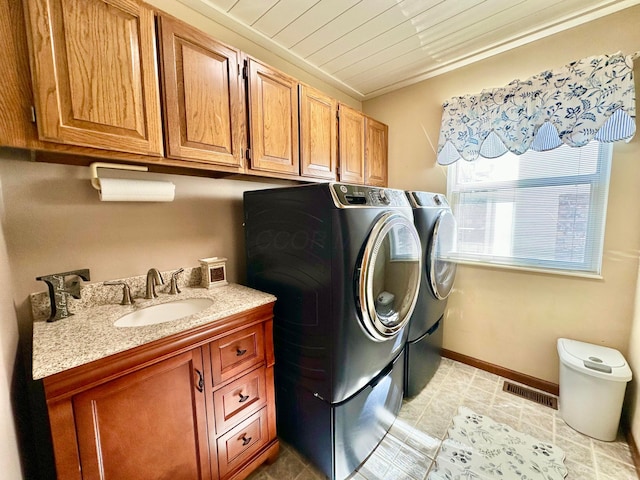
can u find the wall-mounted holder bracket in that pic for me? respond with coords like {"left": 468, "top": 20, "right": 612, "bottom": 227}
{"left": 89, "top": 162, "right": 148, "bottom": 191}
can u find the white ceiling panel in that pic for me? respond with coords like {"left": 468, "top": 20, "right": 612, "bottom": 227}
{"left": 272, "top": 0, "right": 360, "bottom": 48}
{"left": 305, "top": 0, "right": 446, "bottom": 67}
{"left": 251, "top": 0, "right": 319, "bottom": 37}
{"left": 227, "top": 0, "right": 280, "bottom": 25}
{"left": 292, "top": 0, "right": 398, "bottom": 59}
{"left": 183, "top": 0, "right": 640, "bottom": 100}
{"left": 326, "top": 0, "right": 501, "bottom": 78}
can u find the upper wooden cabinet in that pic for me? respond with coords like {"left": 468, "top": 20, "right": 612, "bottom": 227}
{"left": 338, "top": 104, "right": 366, "bottom": 185}
{"left": 246, "top": 58, "right": 300, "bottom": 176}
{"left": 10, "top": 0, "right": 388, "bottom": 184}
{"left": 157, "top": 15, "right": 244, "bottom": 170}
{"left": 364, "top": 117, "right": 388, "bottom": 187}
{"left": 299, "top": 84, "right": 337, "bottom": 180}
{"left": 337, "top": 104, "right": 388, "bottom": 187}
{"left": 23, "top": 0, "right": 164, "bottom": 156}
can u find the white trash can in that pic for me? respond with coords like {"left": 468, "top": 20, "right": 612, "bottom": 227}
{"left": 557, "top": 338, "right": 632, "bottom": 441}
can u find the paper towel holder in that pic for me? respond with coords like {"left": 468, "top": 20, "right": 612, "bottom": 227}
{"left": 90, "top": 162, "right": 149, "bottom": 191}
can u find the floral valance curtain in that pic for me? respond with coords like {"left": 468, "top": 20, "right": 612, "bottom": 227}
{"left": 436, "top": 53, "right": 636, "bottom": 165}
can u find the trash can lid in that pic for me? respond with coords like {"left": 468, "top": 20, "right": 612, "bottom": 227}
{"left": 557, "top": 338, "right": 632, "bottom": 382}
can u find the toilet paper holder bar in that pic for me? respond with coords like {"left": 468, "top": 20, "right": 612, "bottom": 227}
{"left": 90, "top": 162, "right": 149, "bottom": 190}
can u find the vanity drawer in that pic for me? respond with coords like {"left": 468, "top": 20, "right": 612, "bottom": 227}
{"left": 211, "top": 324, "right": 265, "bottom": 384}
{"left": 217, "top": 407, "right": 268, "bottom": 479}
{"left": 214, "top": 366, "right": 267, "bottom": 435}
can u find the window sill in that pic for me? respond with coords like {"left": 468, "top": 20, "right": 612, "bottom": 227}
{"left": 449, "top": 258, "right": 604, "bottom": 280}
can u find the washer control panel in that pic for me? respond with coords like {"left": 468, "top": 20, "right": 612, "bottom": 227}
{"left": 409, "top": 191, "right": 450, "bottom": 208}
{"left": 331, "top": 183, "right": 409, "bottom": 207}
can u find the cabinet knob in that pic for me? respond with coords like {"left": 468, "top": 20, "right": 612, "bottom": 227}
{"left": 238, "top": 392, "right": 250, "bottom": 403}
{"left": 236, "top": 348, "right": 247, "bottom": 356}
{"left": 240, "top": 434, "right": 251, "bottom": 446}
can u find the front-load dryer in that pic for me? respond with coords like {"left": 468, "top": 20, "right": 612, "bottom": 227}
{"left": 405, "top": 191, "right": 457, "bottom": 397}
{"left": 244, "top": 183, "right": 422, "bottom": 480}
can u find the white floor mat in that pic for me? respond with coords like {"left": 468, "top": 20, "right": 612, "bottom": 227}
{"left": 428, "top": 406, "right": 568, "bottom": 480}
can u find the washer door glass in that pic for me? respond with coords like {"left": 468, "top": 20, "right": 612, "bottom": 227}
{"left": 429, "top": 210, "right": 457, "bottom": 300}
{"left": 358, "top": 212, "right": 422, "bottom": 341}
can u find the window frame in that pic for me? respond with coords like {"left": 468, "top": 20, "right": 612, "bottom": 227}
{"left": 445, "top": 142, "right": 613, "bottom": 278}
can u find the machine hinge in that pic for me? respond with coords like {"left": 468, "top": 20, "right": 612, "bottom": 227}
{"left": 30, "top": 105, "right": 37, "bottom": 123}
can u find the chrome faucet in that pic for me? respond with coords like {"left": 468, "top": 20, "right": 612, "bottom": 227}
{"left": 145, "top": 268, "right": 164, "bottom": 299}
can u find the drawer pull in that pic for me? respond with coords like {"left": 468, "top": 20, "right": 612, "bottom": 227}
{"left": 195, "top": 368, "right": 204, "bottom": 393}
{"left": 238, "top": 392, "right": 250, "bottom": 403}
{"left": 240, "top": 435, "right": 252, "bottom": 446}
{"left": 236, "top": 348, "right": 247, "bottom": 356}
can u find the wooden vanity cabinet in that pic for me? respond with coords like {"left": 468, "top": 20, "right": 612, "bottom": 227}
{"left": 42, "top": 303, "right": 278, "bottom": 480}
{"left": 157, "top": 15, "right": 245, "bottom": 171}
{"left": 23, "top": 0, "right": 164, "bottom": 156}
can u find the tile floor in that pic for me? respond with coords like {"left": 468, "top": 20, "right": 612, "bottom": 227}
{"left": 247, "top": 358, "right": 638, "bottom": 480}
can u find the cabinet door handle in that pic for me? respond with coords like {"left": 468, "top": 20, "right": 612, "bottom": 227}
{"left": 238, "top": 392, "right": 250, "bottom": 403}
{"left": 240, "top": 434, "right": 252, "bottom": 446}
{"left": 236, "top": 348, "right": 247, "bottom": 356}
{"left": 195, "top": 368, "right": 204, "bottom": 393}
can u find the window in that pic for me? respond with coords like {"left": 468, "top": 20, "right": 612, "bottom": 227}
{"left": 446, "top": 141, "right": 612, "bottom": 276}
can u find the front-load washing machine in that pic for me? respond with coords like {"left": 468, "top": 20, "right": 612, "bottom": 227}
{"left": 405, "top": 191, "right": 457, "bottom": 397}
{"left": 244, "top": 183, "right": 422, "bottom": 480}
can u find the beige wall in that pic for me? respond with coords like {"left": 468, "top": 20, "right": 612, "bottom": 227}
{"left": 0, "top": 158, "right": 22, "bottom": 479}
{"left": 0, "top": 151, "right": 297, "bottom": 302}
{"left": 363, "top": 4, "right": 640, "bottom": 387}
{"left": 629, "top": 264, "right": 640, "bottom": 440}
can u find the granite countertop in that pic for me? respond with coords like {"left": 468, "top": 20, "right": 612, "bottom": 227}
{"left": 31, "top": 268, "right": 276, "bottom": 380}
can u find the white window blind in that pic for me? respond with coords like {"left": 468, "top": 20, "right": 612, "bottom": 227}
{"left": 446, "top": 141, "right": 612, "bottom": 276}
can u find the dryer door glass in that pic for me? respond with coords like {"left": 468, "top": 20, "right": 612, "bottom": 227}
{"left": 429, "top": 210, "right": 457, "bottom": 300}
{"left": 358, "top": 213, "right": 422, "bottom": 341}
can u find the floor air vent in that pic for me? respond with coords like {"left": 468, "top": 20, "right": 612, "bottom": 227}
{"left": 502, "top": 381, "right": 558, "bottom": 410}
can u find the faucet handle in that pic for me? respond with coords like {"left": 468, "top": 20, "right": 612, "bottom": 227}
{"left": 104, "top": 281, "right": 134, "bottom": 305}
{"left": 169, "top": 268, "right": 184, "bottom": 295}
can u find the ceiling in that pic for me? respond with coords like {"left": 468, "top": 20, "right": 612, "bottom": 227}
{"left": 177, "top": 0, "right": 640, "bottom": 101}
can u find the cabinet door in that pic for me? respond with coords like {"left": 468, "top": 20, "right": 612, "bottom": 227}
{"left": 24, "top": 0, "right": 163, "bottom": 155}
{"left": 247, "top": 58, "right": 299, "bottom": 175}
{"left": 299, "top": 84, "right": 337, "bottom": 180}
{"left": 338, "top": 104, "right": 365, "bottom": 184}
{"left": 158, "top": 15, "right": 245, "bottom": 169}
{"left": 365, "top": 117, "right": 388, "bottom": 187}
{"left": 73, "top": 349, "right": 212, "bottom": 480}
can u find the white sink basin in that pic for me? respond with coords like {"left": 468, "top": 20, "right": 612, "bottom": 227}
{"left": 114, "top": 298, "right": 214, "bottom": 328}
